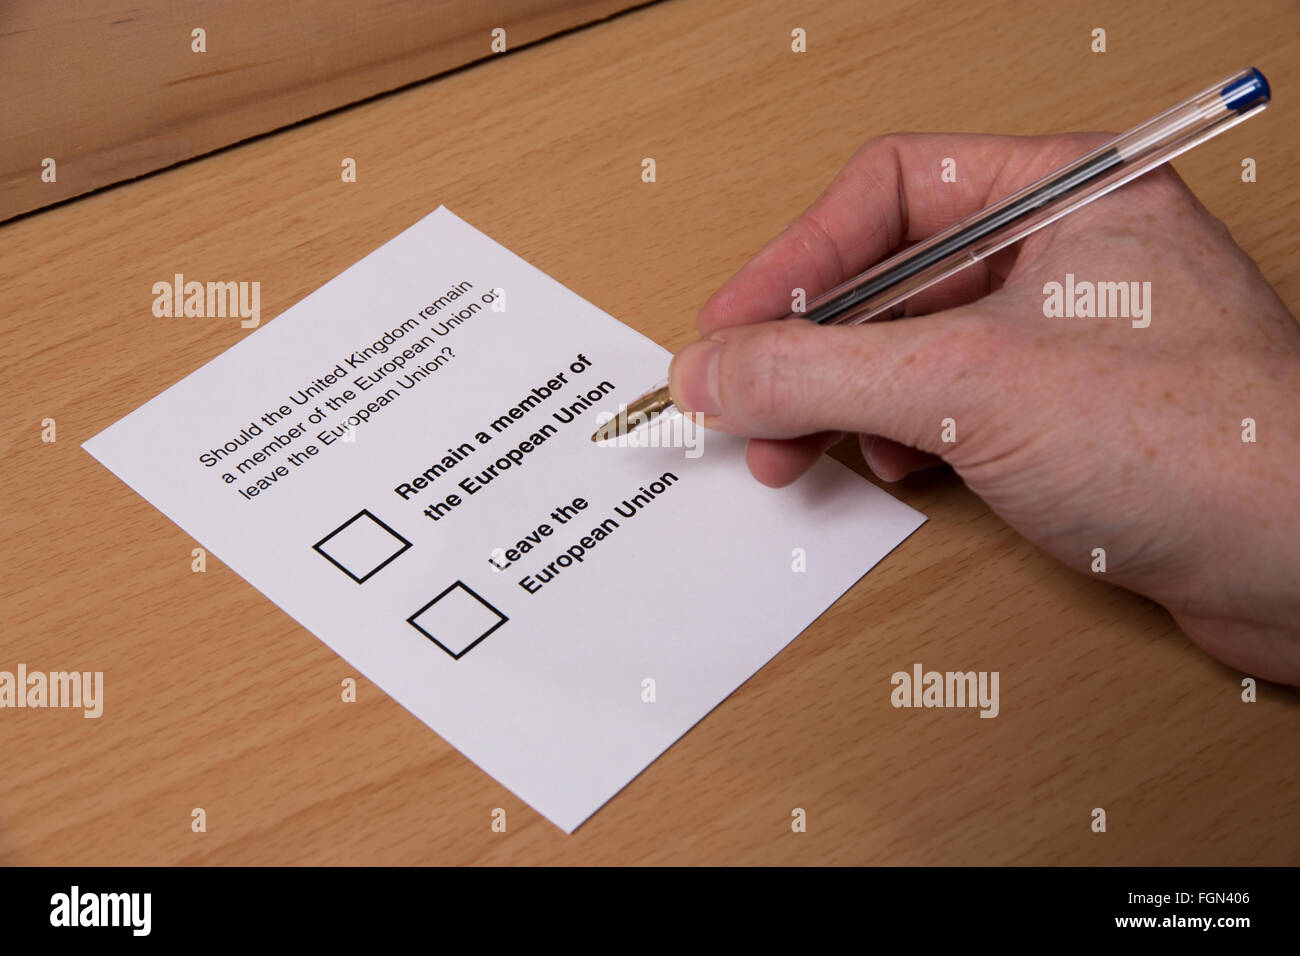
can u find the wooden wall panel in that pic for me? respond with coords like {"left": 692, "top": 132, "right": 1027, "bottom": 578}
{"left": 0, "top": 0, "right": 647, "bottom": 221}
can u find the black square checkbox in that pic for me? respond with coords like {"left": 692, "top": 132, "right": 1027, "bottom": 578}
{"left": 313, "top": 509, "right": 412, "bottom": 583}
{"left": 408, "top": 581, "right": 507, "bottom": 659}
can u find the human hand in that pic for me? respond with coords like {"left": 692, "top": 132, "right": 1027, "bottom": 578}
{"left": 668, "top": 133, "right": 1300, "bottom": 684}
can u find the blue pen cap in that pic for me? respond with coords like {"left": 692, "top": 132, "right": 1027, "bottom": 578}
{"left": 1221, "top": 68, "right": 1270, "bottom": 113}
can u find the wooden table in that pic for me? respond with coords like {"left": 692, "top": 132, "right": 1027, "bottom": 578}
{"left": 3, "top": 0, "right": 1298, "bottom": 865}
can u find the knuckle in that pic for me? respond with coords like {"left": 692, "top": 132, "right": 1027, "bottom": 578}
{"left": 853, "top": 132, "right": 904, "bottom": 165}
{"left": 723, "top": 322, "right": 809, "bottom": 427}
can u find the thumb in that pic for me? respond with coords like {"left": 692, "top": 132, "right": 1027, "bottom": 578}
{"left": 667, "top": 312, "right": 995, "bottom": 456}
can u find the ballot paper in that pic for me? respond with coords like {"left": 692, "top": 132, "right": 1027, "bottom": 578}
{"left": 84, "top": 207, "right": 925, "bottom": 832}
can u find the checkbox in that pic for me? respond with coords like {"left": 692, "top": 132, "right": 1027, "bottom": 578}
{"left": 408, "top": 581, "right": 508, "bottom": 660}
{"left": 313, "top": 509, "right": 412, "bottom": 583}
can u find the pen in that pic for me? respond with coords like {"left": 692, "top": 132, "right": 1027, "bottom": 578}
{"left": 592, "top": 66, "right": 1271, "bottom": 443}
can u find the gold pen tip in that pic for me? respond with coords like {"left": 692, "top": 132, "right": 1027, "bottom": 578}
{"left": 590, "top": 418, "right": 622, "bottom": 443}
{"left": 590, "top": 384, "right": 674, "bottom": 442}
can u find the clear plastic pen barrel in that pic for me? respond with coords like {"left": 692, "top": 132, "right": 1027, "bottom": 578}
{"left": 800, "top": 67, "right": 1270, "bottom": 327}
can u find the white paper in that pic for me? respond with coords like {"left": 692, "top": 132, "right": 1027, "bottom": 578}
{"left": 84, "top": 207, "right": 925, "bottom": 832}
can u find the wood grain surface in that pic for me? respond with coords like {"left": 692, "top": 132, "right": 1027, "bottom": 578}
{"left": 0, "top": 0, "right": 644, "bottom": 221}
{"left": 2, "top": 0, "right": 1298, "bottom": 865}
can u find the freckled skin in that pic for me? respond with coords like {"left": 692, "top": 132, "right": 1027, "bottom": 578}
{"left": 674, "top": 132, "right": 1300, "bottom": 684}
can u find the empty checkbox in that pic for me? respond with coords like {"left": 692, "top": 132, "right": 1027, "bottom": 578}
{"left": 408, "top": 581, "right": 507, "bottom": 659}
{"left": 313, "top": 509, "right": 412, "bottom": 583}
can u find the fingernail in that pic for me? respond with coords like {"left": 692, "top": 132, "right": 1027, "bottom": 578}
{"left": 670, "top": 339, "right": 723, "bottom": 416}
{"left": 863, "top": 436, "right": 896, "bottom": 482}
{"left": 862, "top": 436, "right": 883, "bottom": 478}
